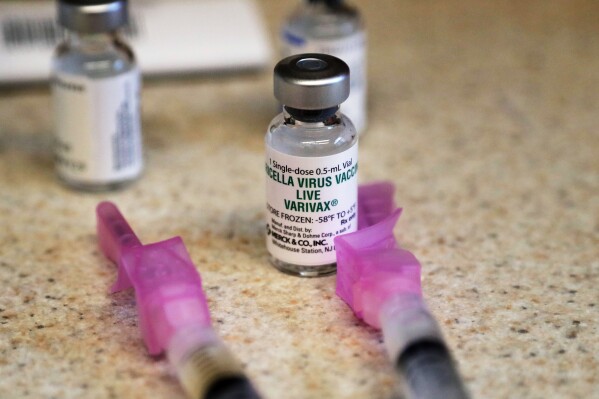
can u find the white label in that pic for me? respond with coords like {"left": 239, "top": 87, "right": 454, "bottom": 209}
{"left": 282, "top": 30, "right": 367, "bottom": 132}
{"left": 51, "top": 68, "right": 143, "bottom": 184}
{"left": 265, "top": 144, "right": 359, "bottom": 266}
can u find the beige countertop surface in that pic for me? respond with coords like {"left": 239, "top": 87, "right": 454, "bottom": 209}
{"left": 1, "top": 0, "right": 598, "bottom": 398}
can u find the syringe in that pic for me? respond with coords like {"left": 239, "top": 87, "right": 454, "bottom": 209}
{"left": 335, "top": 182, "right": 470, "bottom": 399}
{"left": 97, "top": 201, "right": 261, "bottom": 399}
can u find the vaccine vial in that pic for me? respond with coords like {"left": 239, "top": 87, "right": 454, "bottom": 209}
{"left": 52, "top": 0, "right": 143, "bottom": 191}
{"left": 265, "top": 53, "right": 359, "bottom": 277}
{"left": 281, "top": 0, "right": 367, "bottom": 134}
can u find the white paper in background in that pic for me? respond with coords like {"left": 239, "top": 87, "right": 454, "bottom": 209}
{"left": 0, "top": 0, "right": 272, "bottom": 84}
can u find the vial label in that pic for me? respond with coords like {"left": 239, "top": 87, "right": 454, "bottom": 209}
{"left": 282, "top": 31, "right": 367, "bottom": 132}
{"left": 265, "top": 144, "right": 358, "bottom": 266}
{"left": 52, "top": 68, "right": 143, "bottom": 184}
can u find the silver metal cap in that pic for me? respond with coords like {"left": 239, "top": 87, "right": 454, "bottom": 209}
{"left": 58, "top": 0, "right": 128, "bottom": 34}
{"left": 274, "top": 53, "right": 350, "bottom": 110}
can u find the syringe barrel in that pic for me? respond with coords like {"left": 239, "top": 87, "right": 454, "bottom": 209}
{"left": 380, "top": 295, "right": 469, "bottom": 399}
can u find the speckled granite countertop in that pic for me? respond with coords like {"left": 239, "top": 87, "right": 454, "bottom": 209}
{"left": 1, "top": 1, "right": 598, "bottom": 398}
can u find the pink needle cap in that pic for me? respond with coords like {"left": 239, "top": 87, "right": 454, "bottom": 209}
{"left": 357, "top": 181, "right": 396, "bottom": 230}
{"left": 335, "top": 183, "right": 422, "bottom": 328}
{"left": 96, "top": 201, "right": 211, "bottom": 355}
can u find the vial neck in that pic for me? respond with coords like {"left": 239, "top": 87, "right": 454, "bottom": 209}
{"left": 284, "top": 106, "right": 340, "bottom": 126}
{"left": 305, "top": 0, "right": 357, "bottom": 16}
{"left": 307, "top": 0, "right": 344, "bottom": 9}
{"left": 65, "top": 29, "right": 120, "bottom": 52}
{"left": 299, "top": 0, "right": 360, "bottom": 35}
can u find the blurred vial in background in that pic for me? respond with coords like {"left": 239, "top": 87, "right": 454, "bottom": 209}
{"left": 281, "top": 0, "right": 367, "bottom": 134}
{"left": 52, "top": 0, "right": 143, "bottom": 191}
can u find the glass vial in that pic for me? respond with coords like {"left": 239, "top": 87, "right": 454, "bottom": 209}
{"left": 281, "top": 0, "right": 367, "bottom": 134}
{"left": 265, "top": 54, "right": 359, "bottom": 277}
{"left": 52, "top": 0, "right": 143, "bottom": 191}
